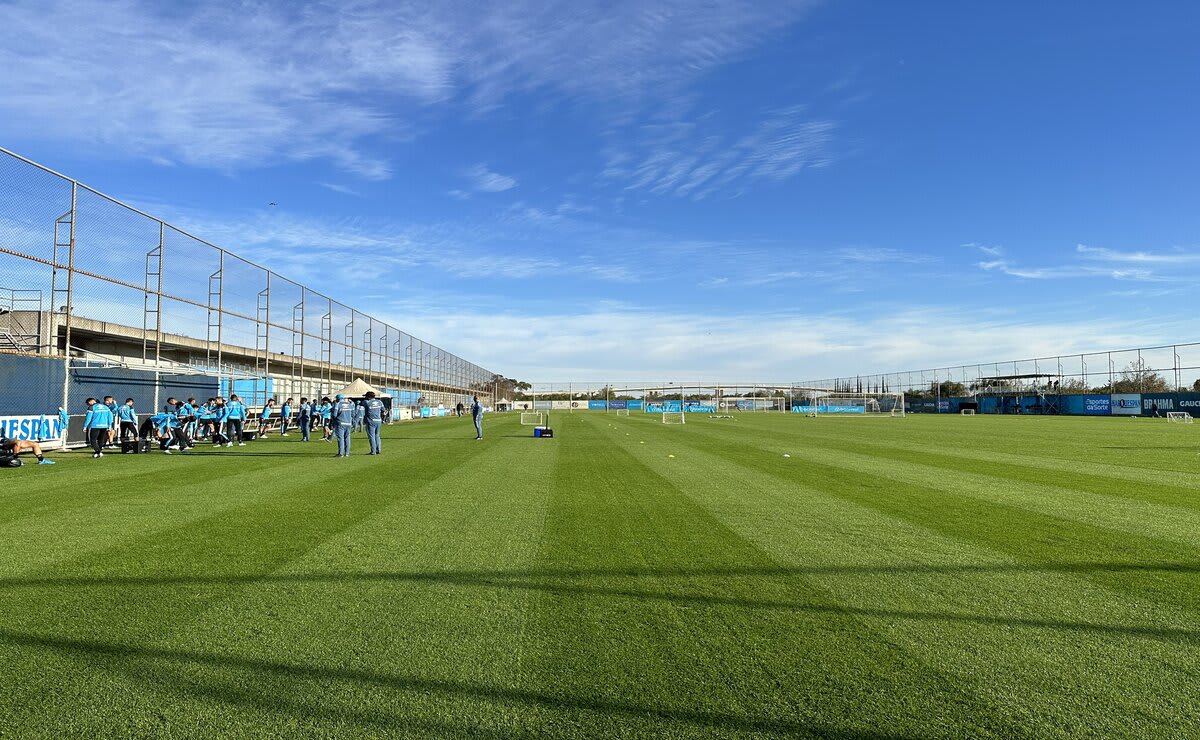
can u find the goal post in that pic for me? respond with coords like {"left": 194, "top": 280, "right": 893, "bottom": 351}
{"left": 615, "top": 409, "right": 630, "bottom": 417}
{"left": 1167, "top": 412, "right": 1193, "bottom": 424}
{"left": 662, "top": 411, "right": 685, "bottom": 425}
{"left": 961, "top": 409, "right": 976, "bottom": 416}
{"left": 794, "top": 392, "right": 906, "bottom": 417}
{"left": 717, "top": 397, "right": 788, "bottom": 412}
{"left": 520, "top": 411, "right": 546, "bottom": 426}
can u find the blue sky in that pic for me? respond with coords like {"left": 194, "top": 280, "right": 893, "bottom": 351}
{"left": 3, "top": 0, "right": 1199, "bottom": 382}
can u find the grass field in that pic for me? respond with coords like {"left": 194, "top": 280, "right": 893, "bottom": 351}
{"left": 1, "top": 411, "right": 1198, "bottom": 738}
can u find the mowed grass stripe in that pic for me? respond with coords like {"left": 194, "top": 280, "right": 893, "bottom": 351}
{"left": 525, "top": 414, "right": 1018, "bottom": 738}
{"left": 0, "top": 423, "right": 499, "bottom": 734}
{"left": 601, "top": 414, "right": 1200, "bottom": 736}
{"left": 782, "top": 424, "right": 1200, "bottom": 514}
{"left": 813, "top": 422, "right": 1200, "bottom": 496}
{"left": 696, "top": 416, "right": 1200, "bottom": 548}
{"left": 679, "top": 417, "right": 1200, "bottom": 618}
{"left": 0, "top": 433, "right": 470, "bottom": 577}
{"left": 102, "top": 429, "right": 558, "bottom": 737}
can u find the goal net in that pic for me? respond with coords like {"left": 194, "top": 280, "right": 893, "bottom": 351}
{"left": 615, "top": 409, "right": 630, "bottom": 417}
{"left": 520, "top": 411, "right": 546, "bottom": 426}
{"left": 718, "top": 397, "right": 788, "bottom": 412}
{"left": 961, "top": 409, "right": 976, "bottom": 416}
{"left": 663, "top": 411, "right": 686, "bottom": 425}
{"left": 1167, "top": 412, "right": 1193, "bottom": 424}
{"left": 794, "top": 392, "right": 906, "bottom": 417}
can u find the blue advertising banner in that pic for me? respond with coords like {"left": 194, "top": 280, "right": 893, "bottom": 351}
{"left": 684, "top": 403, "right": 716, "bottom": 413}
{"left": 645, "top": 401, "right": 682, "bottom": 413}
{"left": 1140, "top": 394, "right": 1177, "bottom": 416}
{"left": 1176, "top": 393, "right": 1200, "bottom": 417}
{"left": 608, "top": 400, "right": 627, "bottom": 410}
{"left": 626, "top": 400, "right": 644, "bottom": 411}
{"left": 1083, "top": 395, "right": 1111, "bottom": 415}
{"left": 1111, "top": 394, "right": 1141, "bottom": 415}
{"left": 0, "top": 414, "right": 66, "bottom": 441}
{"left": 588, "top": 400, "right": 608, "bottom": 410}
{"left": 791, "top": 405, "right": 866, "bottom": 414}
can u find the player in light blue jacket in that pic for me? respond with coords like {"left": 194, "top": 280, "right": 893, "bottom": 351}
{"left": 83, "top": 397, "right": 114, "bottom": 458}
{"left": 280, "top": 398, "right": 293, "bottom": 436}
{"left": 116, "top": 398, "right": 138, "bottom": 442}
{"left": 225, "top": 395, "right": 247, "bottom": 446}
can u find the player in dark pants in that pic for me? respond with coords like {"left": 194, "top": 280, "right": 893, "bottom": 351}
{"left": 471, "top": 395, "right": 484, "bottom": 440}
{"left": 83, "top": 397, "right": 114, "bottom": 458}
{"left": 116, "top": 398, "right": 138, "bottom": 442}
{"left": 0, "top": 437, "right": 55, "bottom": 465}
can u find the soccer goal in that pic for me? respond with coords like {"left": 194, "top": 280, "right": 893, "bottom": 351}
{"left": 615, "top": 409, "right": 630, "bottom": 417}
{"left": 521, "top": 411, "right": 546, "bottom": 426}
{"left": 961, "top": 409, "right": 976, "bottom": 416}
{"left": 719, "top": 397, "right": 788, "bottom": 412}
{"left": 663, "top": 411, "right": 685, "bottom": 425}
{"left": 796, "top": 392, "right": 906, "bottom": 417}
{"left": 1167, "top": 412, "right": 1193, "bottom": 424}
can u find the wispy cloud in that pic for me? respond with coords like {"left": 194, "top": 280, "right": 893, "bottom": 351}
{"left": 318, "top": 183, "right": 359, "bottom": 196}
{"left": 466, "top": 164, "right": 517, "bottom": 193}
{"left": 963, "top": 242, "right": 1005, "bottom": 257}
{"left": 0, "top": 0, "right": 817, "bottom": 178}
{"left": 977, "top": 242, "right": 1200, "bottom": 282}
{"left": 1076, "top": 244, "right": 1200, "bottom": 264}
{"left": 604, "top": 106, "right": 836, "bottom": 199}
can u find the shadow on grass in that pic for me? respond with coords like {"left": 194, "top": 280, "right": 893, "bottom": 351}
{"left": 2, "top": 563, "right": 1196, "bottom": 643}
{"left": 0, "top": 628, "right": 900, "bottom": 739}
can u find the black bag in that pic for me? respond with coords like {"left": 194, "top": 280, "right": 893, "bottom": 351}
{"left": 0, "top": 454, "right": 23, "bottom": 468}
{"left": 122, "top": 440, "right": 142, "bottom": 454}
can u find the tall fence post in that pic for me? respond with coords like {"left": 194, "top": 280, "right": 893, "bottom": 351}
{"left": 59, "top": 181, "right": 77, "bottom": 449}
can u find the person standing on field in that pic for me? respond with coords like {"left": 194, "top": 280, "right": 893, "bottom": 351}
{"left": 360, "top": 391, "right": 385, "bottom": 455}
{"left": 116, "top": 398, "right": 138, "bottom": 442}
{"left": 83, "top": 397, "right": 114, "bottom": 458}
{"left": 225, "top": 394, "right": 247, "bottom": 446}
{"left": 297, "top": 397, "right": 312, "bottom": 442}
{"left": 280, "top": 398, "right": 293, "bottom": 436}
{"left": 471, "top": 395, "right": 483, "bottom": 440}
{"left": 332, "top": 394, "right": 356, "bottom": 457}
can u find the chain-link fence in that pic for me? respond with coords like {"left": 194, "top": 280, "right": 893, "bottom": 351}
{"left": 0, "top": 146, "right": 501, "bottom": 428}
{"left": 797, "top": 344, "right": 1200, "bottom": 397}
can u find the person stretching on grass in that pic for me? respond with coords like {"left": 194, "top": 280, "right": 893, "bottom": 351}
{"left": 0, "top": 437, "right": 55, "bottom": 465}
{"left": 331, "top": 394, "right": 356, "bottom": 457}
{"left": 83, "top": 397, "right": 114, "bottom": 458}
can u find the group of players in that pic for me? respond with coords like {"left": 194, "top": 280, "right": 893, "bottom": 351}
{"left": 1, "top": 390, "right": 483, "bottom": 466}
{"left": 79, "top": 391, "right": 389, "bottom": 458}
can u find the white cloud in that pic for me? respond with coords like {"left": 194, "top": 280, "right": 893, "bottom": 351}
{"left": 318, "top": 183, "right": 359, "bottom": 196}
{"left": 466, "top": 164, "right": 517, "bottom": 193}
{"left": 1076, "top": 244, "right": 1200, "bottom": 264}
{"left": 0, "top": 0, "right": 818, "bottom": 177}
{"left": 604, "top": 106, "right": 836, "bottom": 199}
{"left": 380, "top": 303, "right": 1185, "bottom": 382}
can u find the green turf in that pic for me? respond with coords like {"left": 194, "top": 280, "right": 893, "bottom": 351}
{"left": 1, "top": 413, "right": 1198, "bottom": 737}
